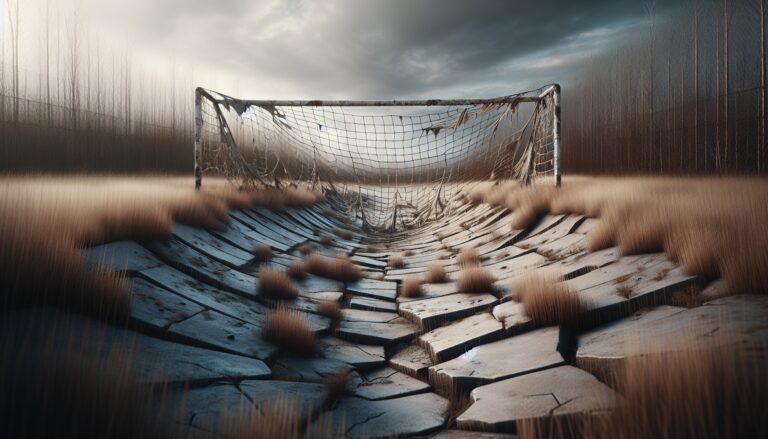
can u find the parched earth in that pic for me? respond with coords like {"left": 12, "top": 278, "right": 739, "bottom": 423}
{"left": 53, "top": 199, "right": 768, "bottom": 437}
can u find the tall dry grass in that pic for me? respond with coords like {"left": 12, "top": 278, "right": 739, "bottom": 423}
{"left": 0, "top": 176, "right": 319, "bottom": 318}
{"left": 520, "top": 344, "right": 768, "bottom": 439}
{"left": 257, "top": 268, "right": 299, "bottom": 300}
{"left": 304, "top": 254, "right": 362, "bottom": 282}
{"left": 261, "top": 306, "right": 317, "bottom": 356}
{"left": 513, "top": 272, "right": 581, "bottom": 327}
{"left": 475, "top": 176, "right": 768, "bottom": 296}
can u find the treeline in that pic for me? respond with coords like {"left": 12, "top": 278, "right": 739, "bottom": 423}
{"left": 562, "top": 0, "right": 768, "bottom": 175}
{"left": 0, "top": 0, "right": 192, "bottom": 173}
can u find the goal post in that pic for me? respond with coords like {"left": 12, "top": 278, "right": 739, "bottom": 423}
{"left": 193, "top": 84, "right": 561, "bottom": 229}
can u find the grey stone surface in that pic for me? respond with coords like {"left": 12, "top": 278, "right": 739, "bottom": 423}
{"left": 320, "top": 337, "right": 386, "bottom": 370}
{"left": 429, "top": 327, "right": 564, "bottom": 394}
{"left": 342, "top": 309, "right": 400, "bottom": 323}
{"left": 145, "top": 238, "right": 256, "bottom": 297}
{"left": 308, "top": 392, "right": 450, "bottom": 438}
{"left": 350, "top": 297, "right": 398, "bottom": 313}
{"left": 173, "top": 222, "right": 253, "bottom": 268}
{"left": 389, "top": 344, "right": 433, "bottom": 378}
{"left": 174, "top": 383, "right": 253, "bottom": 433}
{"left": 349, "top": 367, "right": 431, "bottom": 400}
{"left": 346, "top": 278, "right": 398, "bottom": 301}
{"left": 420, "top": 312, "right": 504, "bottom": 363}
{"left": 457, "top": 365, "right": 619, "bottom": 433}
{"left": 271, "top": 356, "right": 352, "bottom": 382}
{"left": 399, "top": 293, "right": 498, "bottom": 330}
{"left": 491, "top": 300, "right": 533, "bottom": 335}
{"left": 337, "top": 316, "right": 419, "bottom": 345}
{"left": 577, "top": 296, "right": 768, "bottom": 379}
{"left": 238, "top": 380, "right": 328, "bottom": 423}
{"left": 85, "top": 240, "right": 164, "bottom": 272}
{"left": 167, "top": 310, "right": 278, "bottom": 360}
{"left": 130, "top": 277, "right": 204, "bottom": 330}
{"left": 139, "top": 265, "right": 270, "bottom": 326}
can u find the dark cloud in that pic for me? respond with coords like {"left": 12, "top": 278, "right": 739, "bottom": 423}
{"left": 89, "top": 0, "right": 681, "bottom": 98}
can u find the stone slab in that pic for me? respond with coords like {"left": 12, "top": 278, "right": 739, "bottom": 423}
{"left": 389, "top": 344, "right": 433, "bottom": 379}
{"left": 350, "top": 297, "right": 398, "bottom": 313}
{"left": 320, "top": 337, "right": 386, "bottom": 371}
{"left": 337, "top": 316, "right": 419, "bottom": 346}
{"left": 85, "top": 240, "right": 164, "bottom": 272}
{"left": 399, "top": 293, "right": 498, "bottom": 331}
{"left": 429, "top": 327, "right": 564, "bottom": 394}
{"left": 308, "top": 392, "right": 450, "bottom": 439}
{"left": 350, "top": 367, "right": 431, "bottom": 400}
{"left": 420, "top": 312, "right": 505, "bottom": 363}
{"left": 457, "top": 365, "right": 619, "bottom": 433}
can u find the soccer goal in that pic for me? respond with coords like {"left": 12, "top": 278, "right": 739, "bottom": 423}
{"left": 194, "top": 84, "right": 561, "bottom": 230}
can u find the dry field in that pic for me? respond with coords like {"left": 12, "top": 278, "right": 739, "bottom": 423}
{"left": 0, "top": 174, "right": 766, "bottom": 438}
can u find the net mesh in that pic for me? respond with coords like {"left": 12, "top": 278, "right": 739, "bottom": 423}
{"left": 195, "top": 85, "right": 559, "bottom": 232}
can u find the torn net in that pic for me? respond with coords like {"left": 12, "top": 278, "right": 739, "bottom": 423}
{"left": 195, "top": 85, "right": 559, "bottom": 232}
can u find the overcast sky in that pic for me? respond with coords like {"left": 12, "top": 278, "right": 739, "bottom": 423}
{"left": 11, "top": 0, "right": 681, "bottom": 100}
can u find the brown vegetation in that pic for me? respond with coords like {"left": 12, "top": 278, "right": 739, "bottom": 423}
{"left": 388, "top": 253, "right": 405, "bottom": 269}
{"left": 257, "top": 268, "right": 299, "bottom": 300}
{"left": 514, "top": 273, "right": 581, "bottom": 326}
{"left": 297, "top": 243, "right": 315, "bottom": 255}
{"left": 304, "top": 254, "right": 363, "bottom": 282}
{"left": 319, "top": 234, "right": 333, "bottom": 246}
{"left": 324, "top": 368, "right": 351, "bottom": 404}
{"left": 253, "top": 244, "right": 273, "bottom": 263}
{"left": 457, "top": 248, "right": 481, "bottom": 267}
{"left": 261, "top": 306, "right": 316, "bottom": 356}
{"left": 316, "top": 300, "right": 342, "bottom": 321}
{"left": 332, "top": 228, "right": 354, "bottom": 240}
{"left": 425, "top": 262, "right": 448, "bottom": 283}
{"left": 401, "top": 276, "right": 424, "bottom": 298}
{"left": 457, "top": 267, "right": 496, "bottom": 294}
{"left": 474, "top": 177, "right": 768, "bottom": 297}
{"left": 286, "top": 260, "right": 308, "bottom": 280}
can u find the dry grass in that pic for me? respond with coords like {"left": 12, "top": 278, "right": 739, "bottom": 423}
{"left": 403, "top": 249, "right": 415, "bottom": 257}
{"left": 615, "top": 284, "right": 634, "bottom": 299}
{"left": 0, "top": 321, "right": 178, "bottom": 438}
{"left": 0, "top": 176, "right": 323, "bottom": 318}
{"left": 457, "top": 267, "right": 497, "bottom": 294}
{"left": 286, "top": 260, "right": 308, "bottom": 280}
{"left": 261, "top": 306, "right": 316, "bottom": 356}
{"left": 368, "top": 272, "right": 385, "bottom": 281}
{"left": 514, "top": 273, "right": 581, "bottom": 326}
{"left": 388, "top": 253, "right": 405, "bottom": 269}
{"left": 253, "top": 244, "right": 273, "bottom": 263}
{"left": 457, "top": 248, "right": 481, "bottom": 267}
{"left": 425, "top": 262, "right": 448, "bottom": 283}
{"left": 304, "top": 254, "right": 363, "bottom": 282}
{"left": 401, "top": 276, "right": 424, "bottom": 298}
{"left": 257, "top": 268, "right": 299, "bottom": 300}
{"left": 316, "top": 300, "right": 342, "bottom": 321}
{"left": 297, "top": 243, "right": 315, "bottom": 255}
{"left": 319, "top": 233, "right": 333, "bottom": 246}
{"left": 220, "top": 395, "right": 305, "bottom": 439}
{"left": 474, "top": 177, "right": 768, "bottom": 297}
{"left": 332, "top": 228, "right": 354, "bottom": 240}
{"left": 324, "top": 368, "right": 351, "bottom": 404}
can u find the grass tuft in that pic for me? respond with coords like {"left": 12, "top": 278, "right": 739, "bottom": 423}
{"left": 253, "top": 244, "right": 273, "bottom": 263}
{"left": 257, "top": 268, "right": 299, "bottom": 300}
{"left": 388, "top": 253, "right": 405, "bottom": 269}
{"left": 261, "top": 306, "right": 316, "bottom": 356}
{"left": 457, "top": 248, "right": 481, "bottom": 267}
{"left": 425, "top": 262, "right": 448, "bottom": 283}
{"left": 401, "top": 276, "right": 424, "bottom": 298}
{"left": 457, "top": 267, "right": 496, "bottom": 294}
{"left": 316, "top": 300, "right": 342, "bottom": 321}
{"left": 515, "top": 272, "right": 581, "bottom": 326}
{"left": 304, "top": 254, "right": 362, "bottom": 282}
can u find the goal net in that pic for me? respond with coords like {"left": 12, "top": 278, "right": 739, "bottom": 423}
{"left": 194, "top": 84, "right": 561, "bottom": 231}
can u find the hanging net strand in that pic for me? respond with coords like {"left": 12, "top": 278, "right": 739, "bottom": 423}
{"left": 194, "top": 84, "right": 561, "bottom": 232}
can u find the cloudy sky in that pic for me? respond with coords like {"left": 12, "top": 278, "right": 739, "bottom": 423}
{"left": 10, "top": 0, "right": 681, "bottom": 100}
